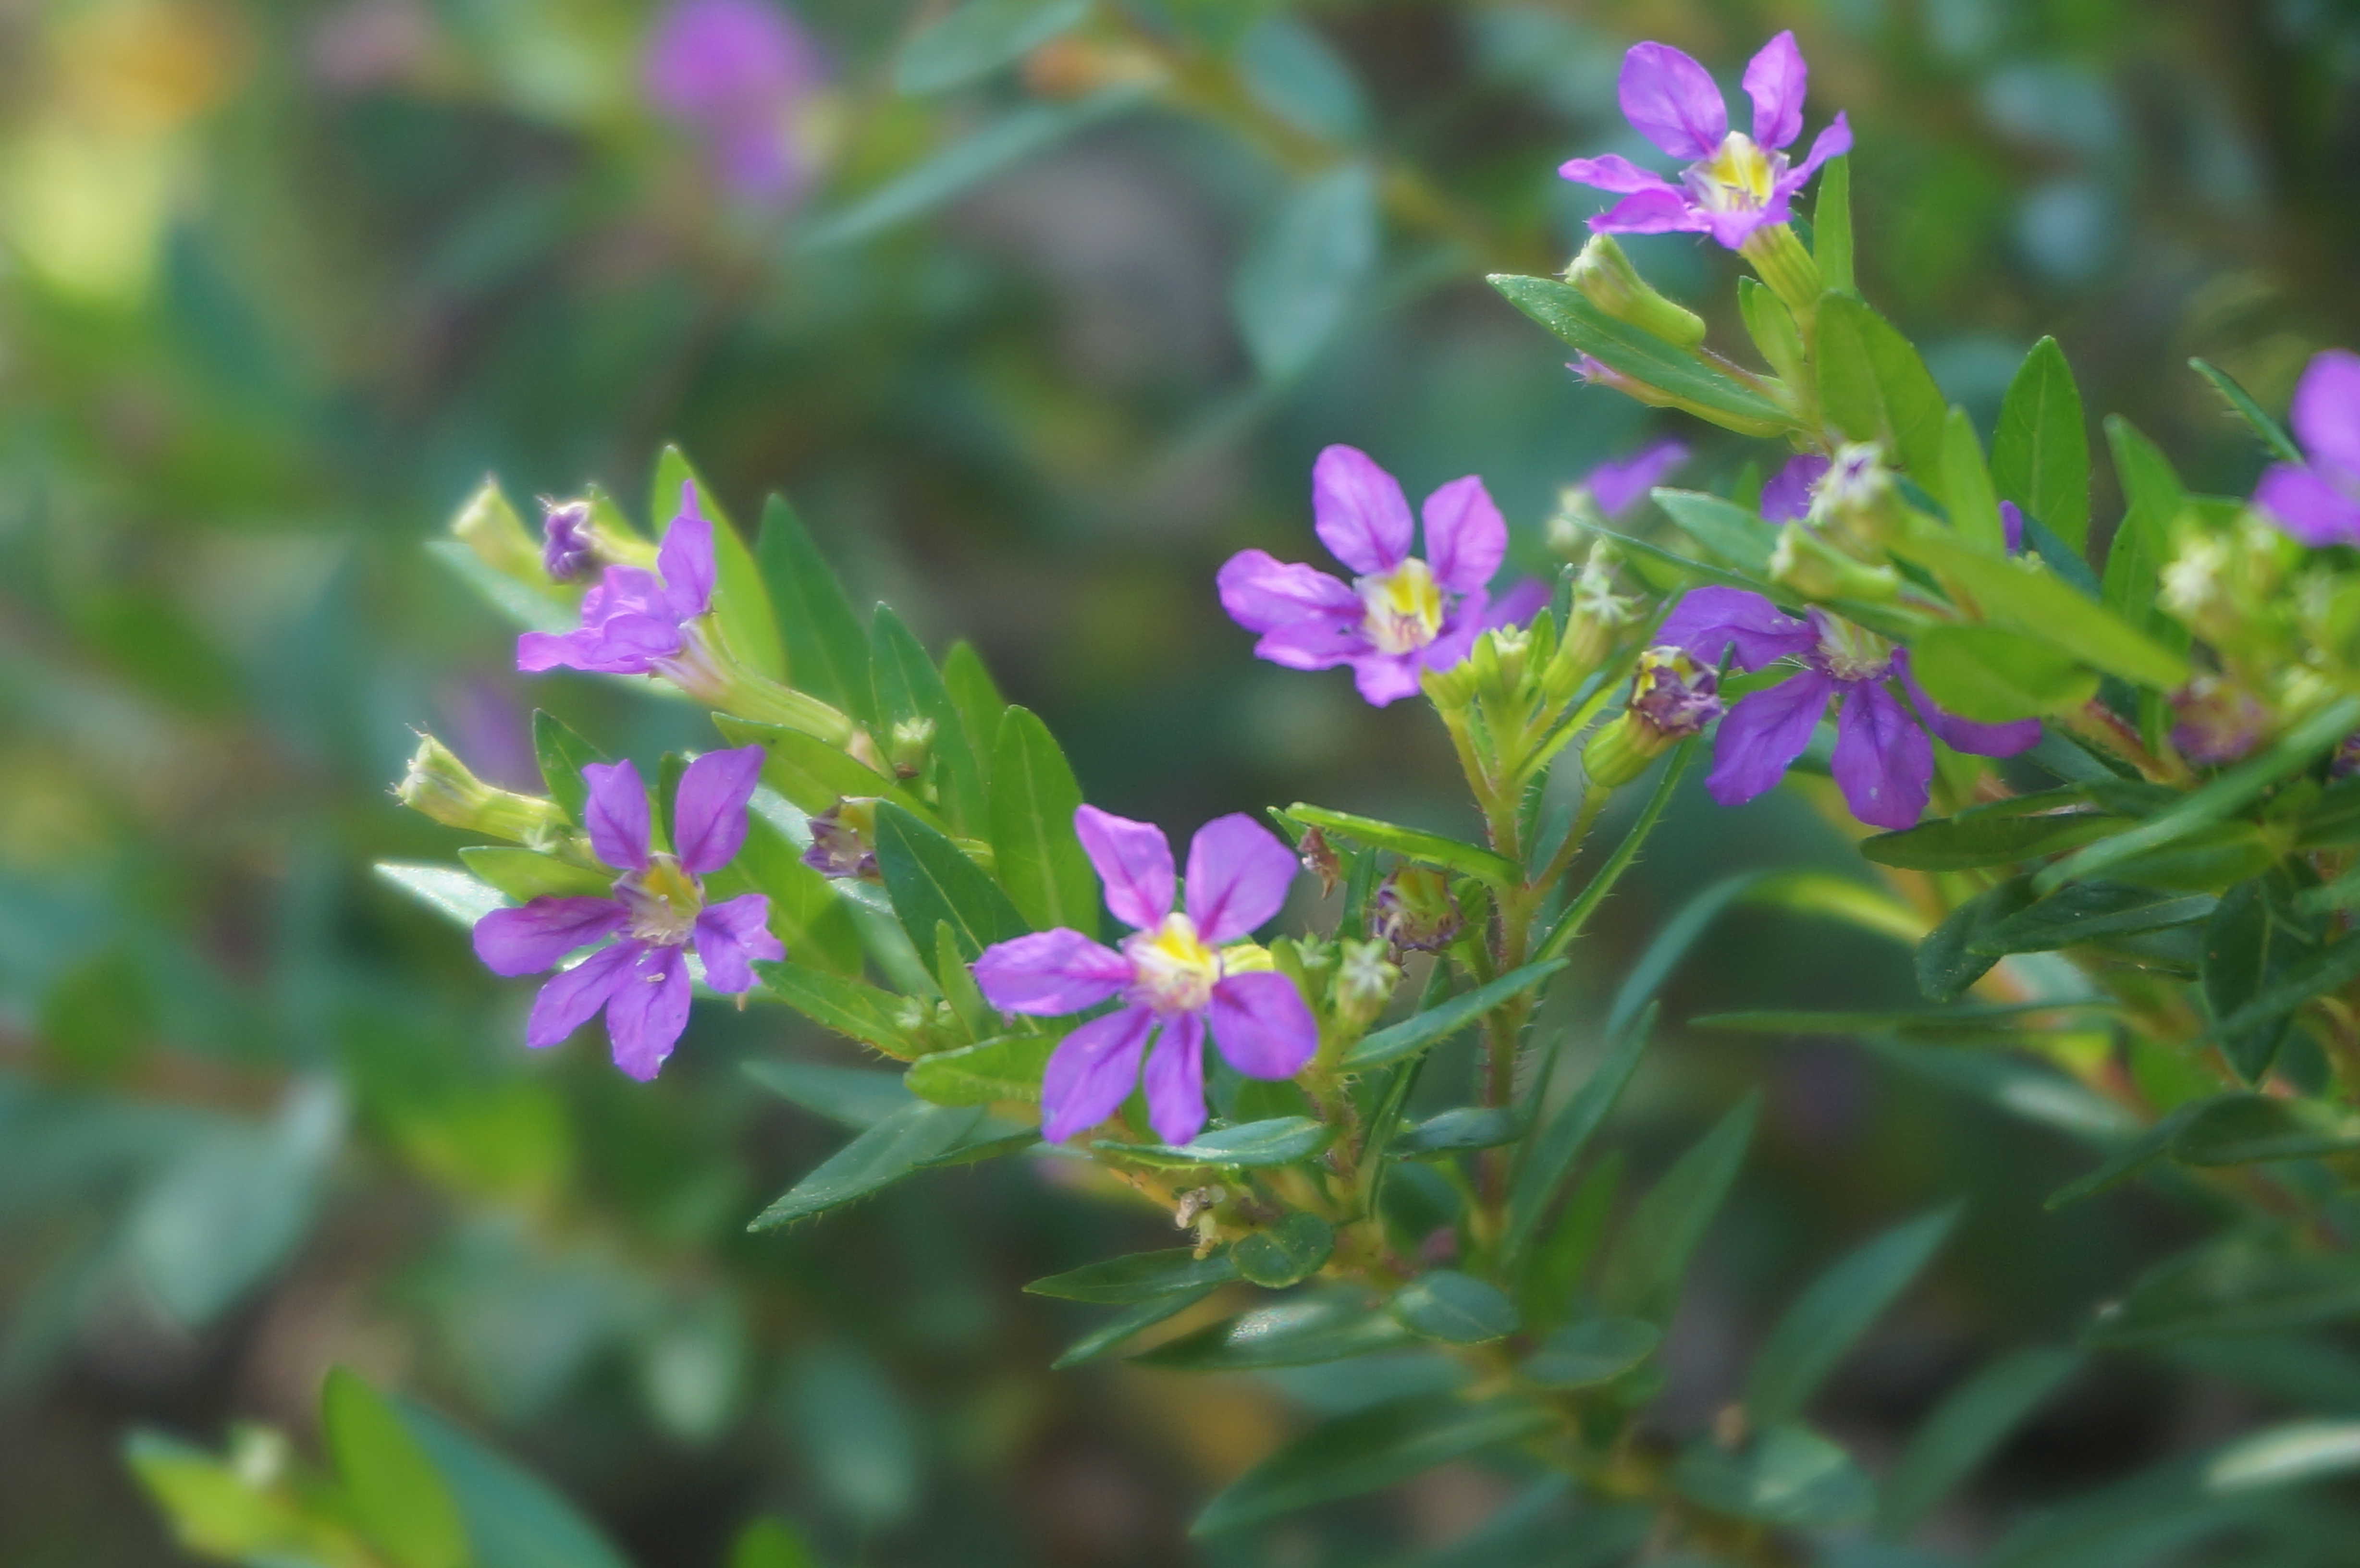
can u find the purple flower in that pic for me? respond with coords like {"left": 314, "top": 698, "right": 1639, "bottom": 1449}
{"left": 1559, "top": 31, "right": 1852, "bottom": 251}
{"left": 1584, "top": 439, "right": 1691, "bottom": 517}
{"left": 644, "top": 0, "right": 829, "bottom": 208}
{"left": 1217, "top": 445, "right": 1541, "bottom": 706}
{"left": 2253, "top": 349, "right": 2360, "bottom": 547}
{"left": 1659, "top": 587, "right": 2040, "bottom": 829}
{"left": 541, "top": 499, "right": 595, "bottom": 582}
{"left": 971, "top": 807, "right": 1317, "bottom": 1146}
{"left": 1761, "top": 453, "right": 1830, "bottom": 522}
{"left": 518, "top": 481, "right": 716, "bottom": 682}
{"left": 471, "top": 746, "right": 784, "bottom": 1079}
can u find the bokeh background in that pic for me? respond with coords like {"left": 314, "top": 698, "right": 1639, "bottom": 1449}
{"left": 7, "top": 0, "right": 2360, "bottom": 1563}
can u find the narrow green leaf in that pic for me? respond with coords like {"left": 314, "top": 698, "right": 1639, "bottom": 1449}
{"left": 1991, "top": 338, "right": 2091, "bottom": 551}
{"left": 1737, "top": 278, "right": 1807, "bottom": 390}
{"left": 531, "top": 710, "right": 602, "bottom": 823}
{"left": 1341, "top": 958, "right": 1566, "bottom": 1069}
{"left": 1672, "top": 1425, "right": 1873, "bottom": 1529}
{"left": 741, "top": 1059, "right": 914, "bottom": 1130}
{"left": 896, "top": 0, "right": 1089, "bottom": 94}
{"left": 1518, "top": 1153, "right": 1622, "bottom": 1336}
{"left": 1282, "top": 803, "right": 1519, "bottom": 887}
{"left": 1967, "top": 883, "right": 2216, "bottom": 956}
{"left": 2203, "top": 879, "right": 2320, "bottom": 1081}
{"left": 1191, "top": 1395, "right": 1552, "bottom": 1535}
{"left": 991, "top": 708, "right": 1101, "bottom": 933}
{"left": 1744, "top": 1206, "right": 1961, "bottom": 1429}
{"left": 2169, "top": 1094, "right": 2360, "bottom": 1166}
{"left": 1502, "top": 1008, "right": 1650, "bottom": 1265}
{"left": 730, "top": 1518, "right": 821, "bottom": 1568}
{"left": 2044, "top": 1097, "right": 2219, "bottom": 1211}
{"left": 1488, "top": 274, "right": 1794, "bottom": 430}
{"left": 714, "top": 714, "right": 920, "bottom": 819}
{"left": 324, "top": 1368, "right": 467, "bottom": 1568}
{"left": 125, "top": 1432, "right": 305, "bottom": 1559}
{"left": 1814, "top": 156, "right": 1853, "bottom": 293}
{"left": 747, "top": 1102, "right": 995, "bottom": 1229}
{"left": 873, "top": 801, "right": 1027, "bottom": 961}
{"left": 1817, "top": 291, "right": 1947, "bottom": 479}
{"left": 1597, "top": 1094, "right": 1759, "bottom": 1320}
{"left": 905, "top": 1033, "right": 1054, "bottom": 1106}
{"left": 1026, "top": 1248, "right": 1240, "bottom": 1304}
{"left": 376, "top": 862, "right": 506, "bottom": 931}
{"left": 1232, "top": 1213, "right": 1335, "bottom": 1288}
{"left": 2188, "top": 357, "right": 2304, "bottom": 467}
{"left": 1654, "top": 489, "right": 1779, "bottom": 578}
{"left": 1868, "top": 1037, "right": 2134, "bottom": 1143}
{"left": 1864, "top": 813, "right": 2120, "bottom": 872}
{"left": 1908, "top": 625, "right": 2099, "bottom": 723}
{"left": 398, "top": 1400, "right": 635, "bottom": 1568}
{"left": 1876, "top": 1348, "right": 2080, "bottom": 1537}
{"left": 1886, "top": 528, "right": 2190, "bottom": 690}
{"left": 753, "top": 959, "right": 913, "bottom": 1054}
{"left": 2206, "top": 1420, "right": 2360, "bottom": 1492}
{"left": 939, "top": 641, "right": 1005, "bottom": 788}
{"left": 1915, "top": 874, "right": 2040, "bottom": 1002}
{"left": 1093, "top": 1116, "right": 1333, "bottom": 1168}
{"left": 869, "top": 609, "right": 987, "bottom": 833}
{"left": 1052, "top": 1283, "right": 1226, "bottom": 1369}
{"left": 1696, "top": 1002, "right": 2113, "bottom": 1040}
{"left": 1390, "top": 1271, "right": 1520, "bottom": 1344}
{"left": 456, "top": 847, "right": 610, "bottom": 902}
{"left": 755, "top": 495, "right": 872, "bottom": 724}
{"left": 1133, "top": 1295, "right": 1410, "bottom": 1370}
{"left": 1523, "top": 1317, "right": 1660, "bottom": 1389}
{"left": 1394, "top": 1106, "right": 1523, "bottom": 1158}
{"left": 1234, "top": 164, "right": 1379, "bottom": 382}
{"left": 1940, "top": 406, "right": 2007, "bottom": 553}
{"left": 653, "top": 446, "right": 785, "bottom": 682}
{"left": 2087, "top": 1232, "right": 2360, "bottom": 1348}
{"left": 425, "top": 541, "right": 574, "bottom": 635}
{"left": 1538, "top": 739, "right": 1696, "bottom": 963}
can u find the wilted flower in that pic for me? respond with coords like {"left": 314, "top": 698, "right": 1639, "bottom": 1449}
{"left": 1559, "top": 31, "right": 1852, "bottom": 251}
{"left": 2170, "top": 676, "right": 2270, "bottom": 768}
{"left": 1218, "top": 445, "right": 1545, "bottom": 706}
{"left": 644, "top": 0, "right": 830, "bottom": 208}
{"left": 519, "top": 481, "right": 716, "bottom": 683}
{"left": 471, "top": 747, "right": 783, "bottom": 1079}
{"left": 1370, "top": 865, "right": 1462, "bottom": 954}
{"left": 2253, "top": 349, "right": 2360, "bottom": 547}
{"left": 1660, "top": 588, "right": 2040, "bottom": 829}
{"left": 802, "top": 797, "right": 878, "bottom": 880}
{"left": 540, "top": 499, "right": 596, "bottom": 582}
{"left": 971, "top": 808, "right": 1316, "bottom": 1146}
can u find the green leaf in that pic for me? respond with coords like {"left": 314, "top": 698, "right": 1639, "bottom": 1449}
{"left": 1518, "top": 1153, "right": 1622, "bottom": 1337}
{"left": 1234, "top": 164, "right": 1379, "bottom": 381}
{"left": 1817, "top": 291, "right": 1947, "bottom": 478}
{"left": 1939, "top": 406, "right": 2008, "bottom": 553}
{"left": 2169, "top": 1094, "right": 2360, "bottom": 1166}
{"left": 1489, "top": 274, "right": 1794, "bottom": 431}
{"left": 1967, "top": 883, "right": 2216, "bottom": 956}
{"left": 1394, "top": 1107, "right": 1523, "bottom": 1158}
{"left": 1502, "top": 1008, "right": 1650, "bottom": 1265}
{"left": 1390, "top": 1271, "right": 1520, "bottom": 1344}
{"left": 398, "top": 1400, "right": 634, "bottom": 1568}
{"left": 1284, "top": 804, "right": 1521, "bottom": 888}
{"left": 715, "top": 714, "right": 915, "bottom": 818}
{"left": 2188, "top": 357, "right": 2304, "bottom": 467}
{"left": 2087, "top": 1233, "right": 2360, "bottom": 1348}
{"left": 990, "top": 708, "right": 1100, "bottom": 933}
{"left": 1653, "top": 489, "right": 1779, "bottom": 578}
{"left": 896, "top": 0, "right": 1089, "bottom": 93}
{"left": 1814, "top": 157, "right": 1853, "bottom": 293}
{"left": 1025, "top": 1248, "right": 1240, "bottom": 1304}
{"left": 754, "top": 959, "right": 914, "bottom": 1055}
{"left": 1239, "top": 15, "right": 1368, "bottom": 143}
{"left": 377, "top": 861, "right": 507, "bottom": 931}
{"left": 1991, "top": 338, "right": 2091, "bottom": 551}
{"left": 869, "top": 609, "right": 987, "bottom": 833}
{"left": 124, "top": 1432, "right": 306, "bottom": 1559}
{"left": 2097, "top": 419, "right": 2190, "bottom": 690}
{"left": 457, "top": 847, "right": 610, "bottom": 902}
{"left": 426, "top": 540, "right": 575, "bottom": 635}
{"left": 1915, "top": 874, "right": 2040, "bottom": 1002}
{"left": 730, "top": 1518, "right": 821, "bottom": 1568}
{"left": 1868, "top": 1036, "right": 2134, "bottom": 1144}
{"left": 2204, "top": 879, "right": 2321, "bottom": 1081}
{"left": 1863, "top": 813, "right": 2120, "bottom": 872}
{"left": 1875, "top": 1348, "right": 2080, "bottom": 1538}
{"left": 654, "top": 446, "right": 784, "bottom": 683}
{"left": 324, "top": 1368, "right": 467, "bottom": 1568}
{"left": 1597, "top": 1094, "right": 1759, "bottom": 1321}
{"left": 748, "top": 1102, "right": 997, "bottom": 1229}
{"left": 1133, "top": 1295, "right": 1411, "bottom": 1370}
{"left": 1737, "top": 278, "right": 1807, "bottom": 391}
{"left": 2043, "top": 1097, "right": 2218, "bottom": 1211}
{"left": 873, "top": 801, "right": 1027, "bottom": 961}
{"left": 755, "top": 495, "right": 872, "bottom": 724}
{"left": 906, "top": 1033, "right": 1054, "bottom": 1105}
{"left": 1538, "top": 739, "right": 1697, "bottom": 962}
{"left": 1342, "top": 958, "right": 1565, "bottom": 1069}
{"left": 1744, "top": 1206, "right": 1960, "bottom": 1430}
{"left": 1094, "top": 1116, "right": 1334, "bottom": 1168}
{"left": 742, "top": 1059, "right": 914, "bottom": 1130}
{"left": 1523, "top": 1317, "right": 1660, "bottom": 1389}
{"left": 1232, "top": 1213, "right": 1336, "bottom": 1288}
{"left": 1191, "top": 1395, "right": 1553, "bottom": 1536}
{"left": 1885, "top": 528, "right": 2190, "bottom": 690}
{"left": 2205, "top": 1420, "right": 2360, "bottom": 1493}
{"left": 2099, "top": 821, "right": 2278, "bottom": 891}
{"left": 1051, "top": 1284, "right": 1226, "bottom": 1369}
{"left": 1672, "top": 1425, "right": 1873, "bottom": 1529}
{"left": 939, "top": 641, "right": 1006, "bottom": 785}
{"left": 800, "top": 85, "right": 1148, "bottom": 250}
{"left": 1909, "top": 624, "right": 2100, "bottom": 723}
{"left": 532, "top": 709, "right": 603, "bottom": 823}
{"left": 1696, "top": 1002, "right": 2112, "bottom": 1041}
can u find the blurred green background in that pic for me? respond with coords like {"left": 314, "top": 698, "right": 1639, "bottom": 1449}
{"left": 7, "top": 0, "right": 2360, "bottom": 1563}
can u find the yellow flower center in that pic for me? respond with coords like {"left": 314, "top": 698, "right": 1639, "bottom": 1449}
{"left": 1123, "top": 913, "right": 1225, "bottom": 1016}
{"left": 1688, "top": 132, "right": 1779, "bottom": 213}
{"left": 1357, "top": 557, "right": 1445, "bottom": 655}
{"left": 618, "top": 853, "right": 703, "bottom": 946}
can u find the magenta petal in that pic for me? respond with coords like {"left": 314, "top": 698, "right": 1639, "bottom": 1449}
{"left": 1421, "top": 475, "right": 1507, "bottom": 596}
{"left": 1792, "top": 111, "right": 1852, "bottom": 180}
{"left": 581, "top": 759, "right": 652, "bottom": 871}
{"left": 581, "top": 566, "right": 670, "bottom": 623}
{"left": 1557, "top": 153, "right": 1681, "bottom": 196}
{"left": 1657, "top": 586, "right": 1816, "bottom": 671}
{"left": 1590, "top": 188, "right": 1710, "bottom": 235}
{"left": 1143, "top": 1011, "right": 1208, "bottom": 1146}
{"left": 2000, "top": 500, "right": 2026, "bottom": 554}
{"left": 1073, "top": 805, "right": 1176, "bottom": 931}
{"left": 673, "top": 744, "right": 765, "bottom": 873}
{"left": 1760, "top": 454, "right": 1830, "bottom": 523}
{"left": 2291, "top": 350, "right": 2360, "bottom": 476}
{"left": 1619, "top": 41, "right": 1728, "bottom": 160}
{"left": 1312, "top": 444, "right": 1414, "bottom": 575}
{"left": 1742, "top": 30, "right": 1808, "bottom": 150}
{"left": 1831, "top": 679, "right": 1934, "bottom": 830}
{"left": 1705, "top": 203, "right": 1786, "bottom": 250}
{"left": 2255, "top": 464, "right": 2360, "bottom": 546}
{"left": 1585, "top": 440, "right": 1691, "bottom": 518}
{"left": 1706, "top": 670, "right": 1833, "bottom": 807}
{"left": 1481, "top": 578, "right": 1550, "bottom": 632}
{"left": 1421, "top": 593, "right": 1488, "bottom": 673}
{"left": 525, "top": 940, "right": 639, "bottom": 1050}
{"left": 1349, "top": 650, "right": 1427, "bottom": 706}
{"left": 1893, "top": 660, "right": 2041, "bottom": 759}
{"left": 971, "top": 929, "right": 1132, "bottom": 1015}
{"left": 608, "top": 943, "right": 693, "bottom": 1080}
{"left": 1206, "top": 971, "right": 1317, "bottom": 1079}
{"left": 1217, "top": 550, "right": 1361, "bottom": 634}
{"left": 1040, "top": 1005, "right": 1156, "bottom": 1142}
{"left": 1184, "top": 814, "right": 1298, "bottom": 945}
{"left": 694, "top": 892, "right": 781, "bottom": 993}
{"left": 658, "top": 482, "right": 717, "bottom": 620}
{"left": 1255, "top": 618, "right": 1368, "bottom": 672}
{"left": 474, "top": 897, "right": 628, "bottom": 977}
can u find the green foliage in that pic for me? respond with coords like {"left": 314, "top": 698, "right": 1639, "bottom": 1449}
{"left": 1992, "top": 337, "right": 2093, "bottom": 550}
{"left": 1191, "top": 1395, "right": 1553, "bottom": 1535}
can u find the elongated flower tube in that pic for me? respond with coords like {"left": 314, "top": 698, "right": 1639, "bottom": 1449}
{"left": 971, "top": 807, "right": 1317, "bottom": 1146}
{"left": 471, "top": 747, "right": 783, "bottom": 1079}
{"left": 1659, "top": 588, "right": 2040, "bottom": 828}
{"left": 2254, "top": 349, "right": 2360, "bottom": 547}
{"left": 1217, "top": 445, "right": 1546, "bottom": 706}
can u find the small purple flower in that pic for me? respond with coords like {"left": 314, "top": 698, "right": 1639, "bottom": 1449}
{"left": 1584, "top": 439, "right": 1691, "bottom": 518}
{"left": 971, "top": 807, "right": 1317, "bottom": 1146}
{"left": 1559, "top": 31, "right": 1852, "bottom": 251}
{"left": 471, "top": 746, "right": 783, "bottom": 1079}
{"left": 2253, "top": 349, "right": 2360, "bottom": 547}
{"left": 1659, "top": 587, "right": 2040, "bottom": 829}
{"left": 541, "top": 499, "right": 595, "bottom": 582}
{"left": 518, "top": 481, "right": 716, "bottom": 682}
{"left": 1761, "top": 453, "right": 1831, "bottom": 522}
{"left": 2170, "top": 676, "right": 2269, "bottom": 768}
{"left": 644, "top": 0, "right": 829, "bottom": 208}
{"left": 1217, "top": 445, "right": 1542, "bottom": 706}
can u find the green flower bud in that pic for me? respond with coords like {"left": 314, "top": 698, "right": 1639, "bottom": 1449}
{"left": 449, "top": 478, "right": 543, "bottom": 583}
{"left": 1331, "top": 938, "right": 1401, "bottom": 1031}
{"left": 1807, "top": 443, "right": 1902, "bottom": 551}
{"left": 885, "top": 717, "right": 936, "bottom": 779}
{"left": 1770, "top": 523, "right": 1900, "bottom": 601}
{"left": 396, "top": 734, "right": 569, "bottom": 847}
{"left": 1566, "top": 234, "right": 1708, "bottom": 348}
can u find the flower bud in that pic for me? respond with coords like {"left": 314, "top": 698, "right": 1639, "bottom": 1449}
{"left": 1331, "top": 938, "right": 1401, "bottom": 1031}
{"left": 1370, "top": 866, "right": 1462, "bottom": 954}
{"left": 1472, "top": 625, "right": 1533, "bottom": 700}
{"left": 1770, "top": 523, "right": 1899, "bottom": 601}
{"left": 1421, "top": 658, "right": 1480, "bottom": 712}
{"left": 396, "top": 734, "right": 569, "bottom": 846}
{"left": 1585, "top": 647, "right": 1722, "bottom": 788}
{"left": 885, "top": 717, "right": 935, "bottom": 779}
{"left": 450, "top": 479, "right": 543, "bottom": 582}
{"left": 1565, "top": 234, "right": 1707, "bottom": 348}
{"left": 1545, "top": 484, "right": 1607, "bottom": 561}
{"left": 803, "top": 796, "right": 880, "bottom": 880}
{"left": 1549, "top": 542, "right": 1638, "bottom": 695}
{"left": 1807, "top": 443, "right": 1902, "bottom": 551}
{"left": 1737, "top": 222, "right": 1823, "bottom": 320}
{"left": 539, "top": 499, "right": 596, "bottom": 581}
{"left": 1573, "top": 357, "right": 1792, "bottom": 441}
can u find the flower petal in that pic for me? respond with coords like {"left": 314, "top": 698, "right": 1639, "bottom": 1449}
{"left": 1706, "top": 670, "right": 1833, "bottom": 807}
{"left": 1831, "top": 678, "right": 1934, "bottom": 830}
{"left": 1143, "top": 1011, "right": 1208, "bottom": 1146}
{"left": 1421, "top": 593, "right": 1489, "bottom": 673}
{"left": 1589, "top": 188, "right": 1710, "bottom": 235}
{"left": 1481, "top": 578, "right": 1551, "bottom": 632}
{"left": 608, "top": 943, "right": 693, "bottom": 1080}
{"left": 1216, "top": 549, "right": 1360, "bottom": 634}
{"left": 1759, "top": 453, "right": 1830, "bottom": 522}
{"left": 2290, "top": 349, "right": 2360, "bottom": 477}
{"left": 1313, "top": 444, "right": 1414, "bottom": 575}
{"left": 1421, "top": 475, "right": 1507, "bottom": 595}
{"left": 694, "top": 892, "right": 783, "bottom": 993}
{"left": 474, "top": 896, "right": 628, "bottom": 977}
{"left": 581, "top": 759, "right": 652, "bottom": 871}
{"left": 1704, "top": 203, "right": 1786, "bottom": 250}
{"left": 516, "top": 614, "right": 683, "bottom": 675}
{"left": 1040, "top": 1005, "right": 1155, "bottom": 1142}
{"left": 971, "top": 928, "right": 1132, "bottom": 1015}
{"left": 1585, "top": 440, "right": 1690, "bottom": 518}
{"left": 1656, "top": 586, "right": 1816, "bottom": 671}
{"left": 1619, "top": 41, "right": 1727, "bottom": 160}
{"left": 1742, "top": 30, "right": 1808, "bottom": 150}
{"left": 1349, "top": 649, "right": 1427, "bottom": 706}
{"left": 1557, "top": 153, "right": 1681, "bottom": 195}
{"left": 2000, "top": 500, "right": 2026, "bottom": 554}
{"left": 1254, "top": 618, "right": 1368, "bottom": 672}
{"left": 658, "top": 481, "right": 717, "bottom": 620}
{"left": 2255, "top": 463, "right": 2360, "bottom": 547}
{"left": 673, "top": 744, "right": 765, "bottom": 873}
{"left": 525, "top": 940, "right": 639, "bottom": 1050}
{"left": 1184, "top": 814, "right": 1298, "bottom": 945}
{"left": 1073, "top": 805, "right": 1175, "bottom": 931}
{"left": 1790, "top": 111, "right": 1851, "bottom": 181}
{"left": 581, "top": 566, "right": 670, "bottom": 623}
{"left": 1206, "top": 971, "right": 1318, "bottom": 1079}
{"left": 1893, "top": 658, "right": 2042, "bottom": 759}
